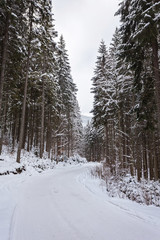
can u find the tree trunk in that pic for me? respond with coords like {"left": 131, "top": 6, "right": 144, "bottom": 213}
{"left": 40, "top": 80, "right": 45, "bottom": 158}
{"left": 0, "top": 15, "right": 10, "bottom": 154}
{"left": 152, "top": 38, "right": 160, "bottom": 132}
{"left": 46, "top": 109, "right": 52, "bottom": 158}
{"left": 105, "top": 123, "right": 109, "bottom": 163}
{"left": 16, "top": 57, "right": 30, "bottom": 162}
{"left": 57, "top": 136, "right": 61, "bottom": 156}
{"left": 12, "top": 115, "right": 18, "bottom": 152}
{"left": 16, "top": 3, "right": 33, "bottom": 163}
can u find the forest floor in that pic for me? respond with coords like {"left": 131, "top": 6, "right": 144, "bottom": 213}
{"left": 0, "top": 158, "right": 160, "bottom": 240}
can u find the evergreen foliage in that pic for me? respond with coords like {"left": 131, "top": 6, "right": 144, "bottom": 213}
{"left": 89, "top": 0, "right": 160, "bottom": 181}
{"left": 0, "top": 0, "right": 83, "bottom": 162}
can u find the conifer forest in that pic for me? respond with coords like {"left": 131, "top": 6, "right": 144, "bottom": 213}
{"left": 1, "top": 1, "right": 160, "bottom": 239}
{"left": 0, "top": 0, "right": 160, "bottom": 183}
{"left": 85, "top": 0, "right": 160, "bottom": 181}
{"left": 0, "top": 0, "right": 83, "bottom": 163}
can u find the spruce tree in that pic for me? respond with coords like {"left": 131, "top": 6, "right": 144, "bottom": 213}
{"left": 0, "top": 0, "right": 27, "bottom": 154}
{"left": 116, "top": 0, "right": 160, "bottom": 131}
{"left": 56, "top": 35, "right": 78, "bottom": 157}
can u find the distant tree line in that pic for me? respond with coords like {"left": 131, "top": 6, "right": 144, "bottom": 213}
{"left": 0, "top": 0, "right": 83, "bottom": 162}
{"left": 85, "top": 0, "right": 160, "bottom": 181}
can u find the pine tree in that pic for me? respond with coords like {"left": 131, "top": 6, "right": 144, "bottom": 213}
{"left": 16, "top": 0, "right": 35, "bottom": 163}
{"left": 0, "top": 0, "right": 83, "bottom": 163}
{"left": 0, "top": 0, "right": 27, "bottom": 154}
{"left": 91, "top": 40, "right": 110, "bottom": 127}
{"left": 115, "top": 0, "right": 160, "bottom": 180}
{"left": 91, "top": 40, "right": 116, "bottom": 167}
{"left": 56, "top": 35, "right": 78, "bottom": 157}
{"left": 116, "top": 0, "right": 160, "bottom": 131}
{"left": 89, "top": 1, "right": 160, "bottom": 180}
{"left": 84, "top": 122, "right": 104, "bottom": 162}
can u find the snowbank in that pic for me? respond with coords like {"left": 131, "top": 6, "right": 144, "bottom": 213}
{"left": 0, "top": 148, "right": 86, "bottom": 176}
{"left": 91, "top": 164, "right": 160, "bottom": 207}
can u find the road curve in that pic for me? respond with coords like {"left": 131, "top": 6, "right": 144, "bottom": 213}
{"left": 10, "top": 164, "right": 160, "bottom": 240}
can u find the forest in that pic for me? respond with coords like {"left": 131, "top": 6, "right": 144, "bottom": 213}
{"left": 0, "top": 0, "right": 83, "bottom": 164}
{"left": 85, "top": 0, "right": 160, "bottom": 181}
{"left": 1, "top": 2, "right": 160, "bottom": 239}
{"left": 0, "top": 0, "right": 160, "bottom": 183}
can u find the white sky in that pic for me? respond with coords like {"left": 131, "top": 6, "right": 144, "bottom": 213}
{"left": 53, "top": 0, "right": 120, "bottom": 116}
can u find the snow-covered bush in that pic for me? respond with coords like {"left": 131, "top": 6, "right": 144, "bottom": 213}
{"left": 0, "top": 147, "right": 87, "bottom": 176}
{"left": 0, "top": 149, "right": 56, "bottom": 175}
{"left": 69, "top": 154, "right": 87, "bottom": 164}
{"left": 91, "top": 165, "right": 160, "bottom": 207}
{"left": 106, "top": 175, "right": 160, "bottom": 207}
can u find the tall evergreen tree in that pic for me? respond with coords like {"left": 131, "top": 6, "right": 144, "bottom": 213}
{"left": 116, "top": 0, "right": 160, "bottom": 130}
{"left": 89, "top": 1, "right": 160, "bottom": 180}
{"left": 56, "top": 35, "right": 79, "bottom": 157}
{"left": 0, "top": 0, "right": 27, "bottom": 154}
{"left": 16, "top": 0, "right": 34, "bottom": 163}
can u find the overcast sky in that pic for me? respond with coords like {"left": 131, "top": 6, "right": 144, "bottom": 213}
{"left": 53, "top": 0, "right": 120, "bottom": 116}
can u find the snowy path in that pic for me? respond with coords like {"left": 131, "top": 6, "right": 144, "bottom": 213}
{"left": 7, "top": 164, "right": 160, "bottom": 240}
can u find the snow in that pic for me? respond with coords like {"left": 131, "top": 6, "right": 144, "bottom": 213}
{"left": 0, "top": 160, "right": 160, "bottom": 240}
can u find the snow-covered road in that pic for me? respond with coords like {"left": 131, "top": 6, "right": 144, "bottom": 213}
{"left": 3, "top": 164, "right": 160, "bottom": 240}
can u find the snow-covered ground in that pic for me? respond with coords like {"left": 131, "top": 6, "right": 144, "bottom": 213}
{"left": 0, "top": 160, "right": 160, "bottom": 240}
